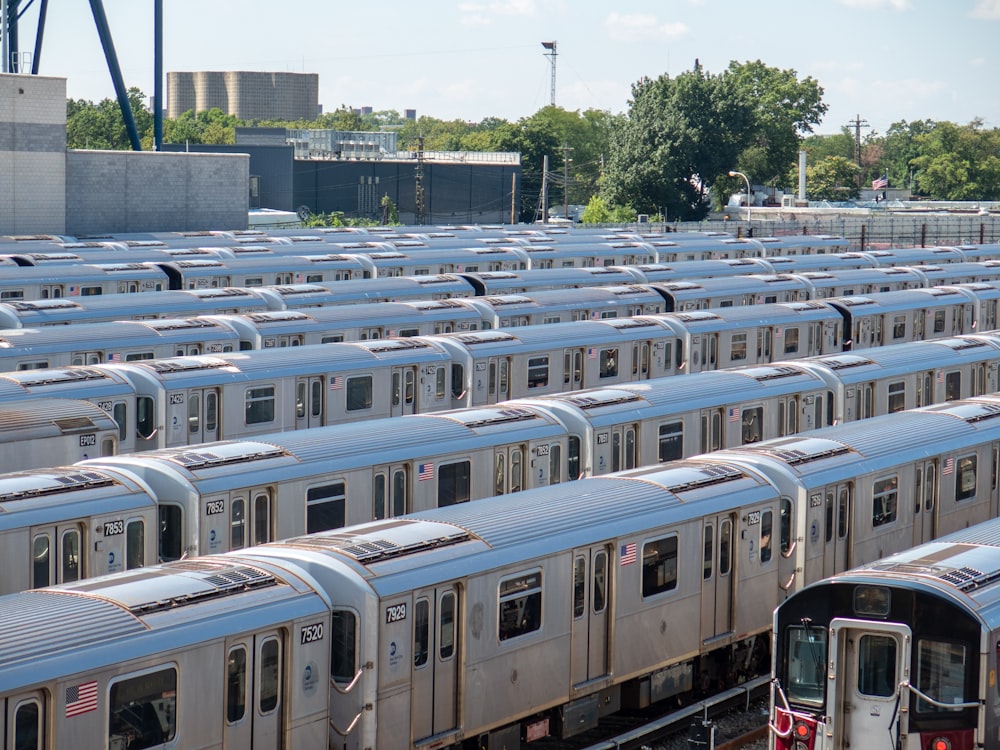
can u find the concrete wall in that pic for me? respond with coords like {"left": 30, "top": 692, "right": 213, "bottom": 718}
{"left": 0, "top": 73, "right": 67, "bottom": 235}
{"left": 66, "top": 150, "right": 249, "bottom": 234}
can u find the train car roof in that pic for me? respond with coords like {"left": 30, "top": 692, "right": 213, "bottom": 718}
{"left": 0, "top": 398, "right": 117, "bottom": 442}
{"left": 0, "top": 558, "right": 327, "bottom": 691}
{"left": 0, "top": 366, "right": 134, "bottom": 399}
{"left": 427, "top": 317, "right": 673, "bottom": 354}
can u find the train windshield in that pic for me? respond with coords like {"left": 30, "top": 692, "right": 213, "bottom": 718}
{"left": 915, "top": 639, "right": 968, "bottom": 713}
{"left": 785, "top": 626, "right": 827, "bottom": 706}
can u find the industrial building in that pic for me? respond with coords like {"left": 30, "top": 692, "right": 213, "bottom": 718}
{"left": 167, "top": 71, "right": 319, "bottom": 121}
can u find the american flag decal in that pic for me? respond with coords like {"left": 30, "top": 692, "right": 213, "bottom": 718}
{"left": 587, "top": 348, "right": 597, "bottom": 359}
{"left": 108, "top": 352, "right": 121, "bottom": 363}
{"left": 937, "top": 370, "right": 944, "bottom": 384}
{"left": 728, "top": 406, "right": 740, "bottom": 422}
{"left": 418, "top": 462, "right": 434, "bottom": 481}
{"left": 66, "top": 680, "right": 98, "bottom": 717}
{"left": 943, "top": 457, "right": 954, "bottom": 475}
{"left": 620, "top": 542, "right": 637, "bottom": 566}
{"left": 329, "top": 376, "right": 344, "bottom": 390}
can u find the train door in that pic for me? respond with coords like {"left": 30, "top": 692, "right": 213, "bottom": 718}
{"left": 411, "top": 586, "right": 460, "bottom": 743}
{"left": 223, "top": 629, "right": 286, "bottom": 748}
{"left": 564, "top": 348, "right": 584, "bottom": 389}
{"left": 757, "top": 328, "right": 773, "bottom": 362}
{"left": 487, "top": 356, "right": 511, "bottom": 404}
{"left": 41, "top": 284, "right": 63, "bottom": 298}
{"left": 609, "top": 423, "right": 638, "bottom": 473}
{"left": 822, "top": 484, "right": 852, "bottom": 576}
{"left": 30, "top": 523, "right": 85, "bottom": 588}
{"left": 631, "top": 341, "right": 653, "bottom": 380}
{"left": 185, "top": 387, "right": 220, "bottom": 444}
{"left": 493, "top": 445, "right": 526, "bottom": 495}
{"left": 700, "top": 333, "right": 718, "bottom": 370}
{"left": 228, "top": 488, "right": 274, "bottom": 551}
{"left": 912, "top": 459, "right": 938, "bottom": 547}
{"left": 827, "top": 620, "right": 910, "bottom": 750}
{"left": 390, "top": 366, "right": 417, "bottom": 416}
{"left": 295, "top": 376, "right": 324, "bottom": 429}
{"left": 4, "top": 691, "right": 45, "bottom": 750}
{"left": 700, "top": 408, "right": 724, "bottom": 453}
{"left": 374, "top": 465, "right": 409, "bottom": 519}
{"left": 700, "top": 514, "right": 735, "bottom": 643}
{"left": 570, "top": 544, "right": 612, "bottom": 687}
{"left": 359, "top": 326, "right": 383, "bottom": 340}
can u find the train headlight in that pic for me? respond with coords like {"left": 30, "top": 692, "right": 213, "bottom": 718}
{"left": 931, "top": 739, "right": 951, "bottom": 750}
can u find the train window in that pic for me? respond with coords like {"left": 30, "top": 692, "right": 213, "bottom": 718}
{"left": 731, "top": 333, "right": 747, "bottom": 362}
{"left": 245, "top": 386, "right": 275, "bottom": 424}
{"left": 760, "top": 510, "right": 773, "bottom": 564}
{"left": 625, "top": 428, "right": 636, "bottom": 469}
{"left": 573, "top": 556, "right": 586, "bottom": 617}
{"left": 32, "top": 534, "right": 50, "bottom": 588}
{"left": 934, "top": 309, "right": 947, "bottom": 333}
{"left": 226, "top": 646, "right": 247, "bottom": 723}
{"left": 499, "top": 571, "right": 542, "bottom": 641}
{"left": 439, "top": 592, "right": 456, "bottom": 659}
{"left": 945, "top": 371, "right": 961, "bottom": 400}
{"left": 391, "top": 372, "right": 401, "bottom": 407}
{"left": 1, "top": 290, "right": 24, "bottom": 300}
{"left": 888, "top": 381, "right": 905, "bottom": 413}
{"left": 872, "top": 476, "right": 898, "bottom": 527}
{"left": 511, "top": 449, "right": 524, "bottom": 492}
{"left": 345, "top": 376, "right": 373, "bottom": 411}
{"left": 719, "top": 520, "right": 732, "bottom": 576}
{"left": 703, "top": 524, "right": 714, "bottom": 580}
{"left": 785, "top": 627, "right": 827, "bottom": 705}
{"left": 658, "top": 421, "right": 683, "bottom": 462}
{"left": 528, "top": 356, "right": 549, "bottom": 388}
{"left": 125, "top": 351, "right": 154, "bottom": 361}
{"left": 612, "top": 432, "right": 621, "bottom": 473}
{"left": 230, "top": 498, "right": 246, "bottom": 550}
{"left": 495, "top": 453, "right": 506, "bottom": 495}
{"left": 374, "top": 473, "right": 387, "bottom": 519}
{"left": 81, "top": 285, "right": 102, "bottom": 296}
{"left": 310, "top": 381, "right": 321, "bottom": 418}
{"left": 405, "top": 370, "right": 416, "bottom": 404}
{"left": 599, "top": 349, "right": 618, "bottom": 379}
{"left": 244, "top": 277, "right": 264, "bottom": 287}
{"left": 114, "top": 402, "right": 127, "bottom": 441}
{"left": 126, "top": 520, "right": 144, "bottom": 570}
{"left": 641, "top": 536, "right": 678, "bottom": 597}
{"left": 780, "top": 498, "right": 793, "bottom": 556}
{"left": 783, "top": 328, "right": 799, "bottom": 355}
{"left": 392, "top": 469, "right": 407, "bottom": 516}
{"left": 741, "top": 406, "right": 762, "bottom": 443}
{"left": 259, "top": 639, "right": 281, "bottom": 714}
{"left": 331, "top": 610, "right": 358, "bottom": 684}
{"left": 568, "top": 436, "right": 581, "bottom": 480}
{"left": 825, "top": 493, "right": 834, "bottom": 543}
{"left": 915, "top": 640, "right": 968, "bottom": 713}
{"left": 838, "top": 488, "right": 850, "bottom": 539}
{"left": 451, "top": 363, "right": 465, "bottom": 398}
{"left": 593, "top": 551, "right": 608, "bottom": 613}
{"left": 296, "top": 382, "right": 307, "bottom": 417}
{"left": 436, "top": 367, "right": 446, "bottom": 399}
{"left": 14, "top": 698, "right": 41, "bottom": 750}
{"left": 955, "top": 455, "right": 977, "bottom": 502}
{"left": 321, "top": 335, "right": 345, "bottom": 343}
{"left": 414, "top": 598, "right": 430, "bottom": 666}
{"left": 892, "top": 315, "right": 906, "bottom": 339}
{"left": 858, "top": 635, "right": 897, "bottom": 697}
{"left": 401, "top": 327, "right": 420, "bottom": 337}
{"left": 544, "top": 314, "right": 562, "bottom": 325}
{"left": 16, "top": 360, "right": 49, "bottom": 370}
{"left": 159, "top": 504, "right": 183, "bottom": 560}
{"left": 307, "top": 483, "right": 346, "bottom": 533}
{"left": 253, "top": 492, "right": 271, "bottom": 545}
{"left": 549, "top": 443, "right": 562, "bottom": 484}
{"left": 61, "top": 529, "right": 81, "bottom": 583}
{"left": 306, "top": 274, "right": 322, "bottom": 283}
{"left": 188, "top": 393, "right": 200, "bottom": 434}
{"left": 438, "top": 461, "right": 471, "bottom": 507}
{"left": 109, "top": 666, "right": 177, "bottom": 748}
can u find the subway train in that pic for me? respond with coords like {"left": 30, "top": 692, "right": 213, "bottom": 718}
{"left": 770, "top": 516, "right": 1000, "bottom": 750}
{"left": 3, "top": 331, "right": 1000, "bottom": 594}
{"left": 9, "top": 388, "right": 1000, "bottom": 747}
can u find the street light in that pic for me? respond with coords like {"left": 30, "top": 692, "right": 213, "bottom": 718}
{"left": 728, "top": 170, "right": 751, "bottom": 233}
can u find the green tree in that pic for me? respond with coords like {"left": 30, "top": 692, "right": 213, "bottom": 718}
{"left": 910, "top": 120, "right": 1000, "bottom": 200}
{"left": 806, "top": 156, "right": 860, "bottom": 201}
{"left": 880, "top": 119, "right": 937, "bottom": 195}
{"left": 580, "top": 194, "right": 635, "bottom": 224}
{"left": 67, "top": 87, "right": 153, "bottom": 150}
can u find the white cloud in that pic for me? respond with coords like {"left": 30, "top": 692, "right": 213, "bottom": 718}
{"left": 458, "top": 0, "right": 540, "bottom": 25}
{"left": 837, "top": 0, "right": 911, "bottom": 9}
{"left": 605, "top": 12, "right": 691, "bottom": 42}
{"left": 971, "top": 0, "right": 1000, "bottom": 19}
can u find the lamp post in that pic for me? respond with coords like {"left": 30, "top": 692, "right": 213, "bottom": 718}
{"left": 728, "top": 170, "right": 751, "bottom": 234}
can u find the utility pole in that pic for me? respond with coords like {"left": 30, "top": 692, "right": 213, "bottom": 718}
{"left": 848, "top": 114, "right": 869, "bottom": 169}
{"left": 538, "top": 154, "right": 549, "bottom": 223}
{"left": 562, "top": 143, "right": 573, "bottom": 222}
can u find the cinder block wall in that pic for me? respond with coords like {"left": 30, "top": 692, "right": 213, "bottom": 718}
{"left": 66, "top": 150, "right": 249, "bottom": 234}
{"left": 0, "top": 73, "right": 67, "bottom": 235}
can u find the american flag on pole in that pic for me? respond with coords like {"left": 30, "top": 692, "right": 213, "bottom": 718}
{"left": 418, "top": 462, "right": 434, "bottom": 481}
{"left": 329, "top": 376, "right": 344, "bottom": 390}
{"left": 728, "top": 406, "right": 740, "bottom": 422}
{"left": 943, "top": 457, "right": 954, "bottom": 475}
{"left": 872, "top": 173, "right": 888, "bottom": 191}
{"left": 620, "top": 542, "right": 637, "bottom": 566}
{"left": 65, "top": 680, "right": 98, "bottom": 717}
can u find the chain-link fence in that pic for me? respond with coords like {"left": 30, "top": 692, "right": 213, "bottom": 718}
{"left": 629, "top": 213, "right": 1000, "bottom": 249}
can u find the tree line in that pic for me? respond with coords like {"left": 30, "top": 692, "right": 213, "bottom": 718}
{"left": 66, "top": 60, "right": 1000, "bottom": 223}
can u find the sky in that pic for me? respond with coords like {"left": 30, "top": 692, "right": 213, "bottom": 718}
{"left": 11, "top": 0, "right": 1000, "bottom": 136}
